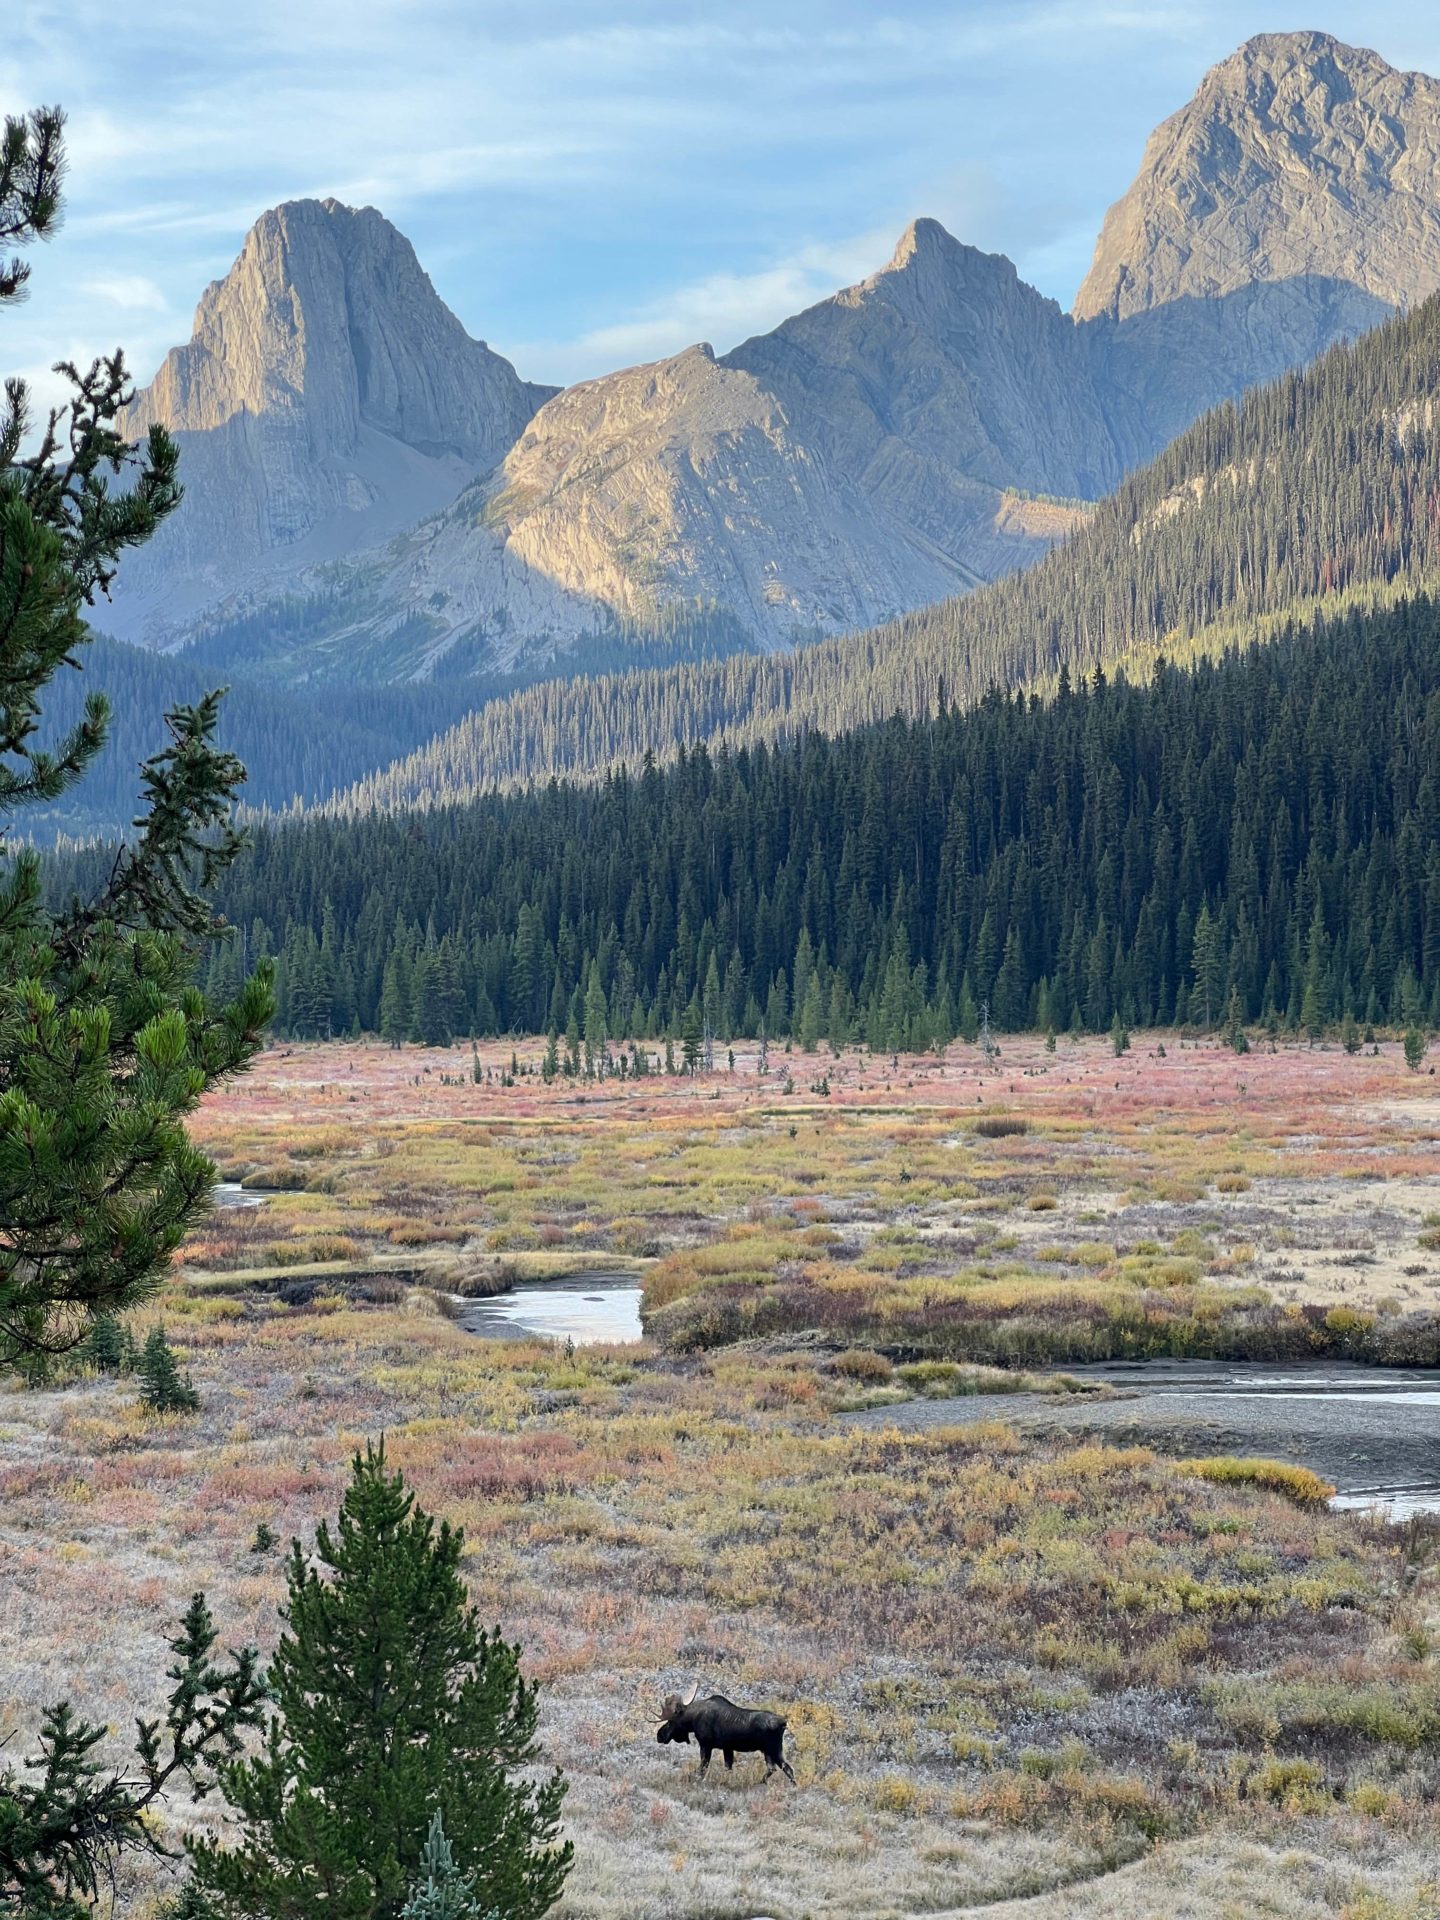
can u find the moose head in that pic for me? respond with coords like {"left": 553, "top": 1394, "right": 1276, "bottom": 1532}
{"left": 655, "top": 1682, "right": 699, "bottom": 1743}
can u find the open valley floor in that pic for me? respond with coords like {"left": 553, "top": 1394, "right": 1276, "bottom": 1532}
{"left": 4, "top": 1035, "right": 1439, "bottom": 1916}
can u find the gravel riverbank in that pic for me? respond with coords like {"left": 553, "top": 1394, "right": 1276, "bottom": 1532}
{"left": 842, "top": 1363, "right": 1440, "bottom": 1501}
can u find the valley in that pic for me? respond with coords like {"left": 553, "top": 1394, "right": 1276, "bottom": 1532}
{"left": 8, "top": 19, "right": 1440, "bottom": 1920}
{"left": 5, "top": 1036, "right": 1438, "bottom": 1918}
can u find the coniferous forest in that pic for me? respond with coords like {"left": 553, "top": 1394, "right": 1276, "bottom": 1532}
{"left": 145, "top": 593, "right": 1440, "bottom": 1046}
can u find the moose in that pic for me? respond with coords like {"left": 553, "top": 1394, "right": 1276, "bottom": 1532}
{"left": 655, "top": 1684, "right": 796, "bottom": 1784}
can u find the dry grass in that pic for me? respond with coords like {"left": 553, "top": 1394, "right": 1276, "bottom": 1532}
{"left": 170, "top": 1035, "right": 1440, "bottom": 1374}
{"left": 4, "top": 1034, "right": 1440, "bottom": 1916}
{"left": 3, "top": 1278, "right": 1439, "bottom": 1917}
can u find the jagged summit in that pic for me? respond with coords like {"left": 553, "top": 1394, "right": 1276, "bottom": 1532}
{"left": 109, "top": 31, "right": 1440, "bottom": 677}
{"left": 109, "top": 198, "right": 553, "bottom": 641}
{"left": 1074, "top": 30, "right": 1440, "bottom": 321}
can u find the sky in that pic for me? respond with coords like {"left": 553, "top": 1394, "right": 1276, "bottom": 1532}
{"left": 6, "top": 0, "right": 1440, "bottom": 412}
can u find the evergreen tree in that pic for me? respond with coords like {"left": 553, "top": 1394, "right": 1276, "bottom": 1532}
{"left": 992, "top": 927, "right": 1027, "bottom": 1031}
{"left": 1190, "top": 906, "right": 1224, "bottom": 1029}
{"left": 378, "top": 950, "right": 413, "bottom": 1048}
{"left": 84, "top": 1311, "right": 132, "bottom": 1374}
{"left": 0, "top": 107, "right": 271, "bottom": 1363}
{"left": 1404, "top": 1026, "right": 1428, "bottom": 1072}
{"left": 798, "top": 971, "right": 823, "bottom": 1052}
{"left": 400, "top": 1814, "right": 490, "bottom": 1920}
{"left": 1, "top": 1593, "right": 264, "bottom": 1915}
{"left": 137, "top": 1324, "right": 200, "bottom": 1413}
{"left": 190, "top": 1443, "right": 571, "bottom": 1920}
{"left": 583, "top": 962, "right": 607, "bottom": 1076}
{"left": 1224, "top": 987, "right": 1249, "bottom": 1055}
{"left": 680, "top": 996, "right": 703, "bottom": 1075}
{"left": 1301, "top": 902, "right": 1331, "bottom": 1044}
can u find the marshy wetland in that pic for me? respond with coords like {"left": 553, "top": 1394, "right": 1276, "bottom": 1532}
{"left": 4, "top": 1033, "right": 1440, "bottom": 1918}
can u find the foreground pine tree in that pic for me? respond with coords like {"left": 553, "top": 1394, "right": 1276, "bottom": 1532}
{"left": 0, "top": 1595, "right": 264, "bottom": 1918}
{"left": 190, "top": 1443, "right": 572, "bottom": 1920}
{"left": 2, "top": 104, "right": 274, "bottom": 1912}
{"left": 0, "top": 106, "right": 273, "bottom": 1367}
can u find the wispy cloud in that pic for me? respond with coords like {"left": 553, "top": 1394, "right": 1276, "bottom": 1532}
{"left": 79, "top": 274, "right": 169, "bottom": 312}
{"left": 5, "top": 0, "right": 1440, "bottom": 401}
{"left": 512, "top": 228, "right": 899, "bottom": 381}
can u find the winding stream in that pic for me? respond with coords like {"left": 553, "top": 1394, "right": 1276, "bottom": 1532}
{"left": 211, "top": 1179, "right": 1437, "bottom": 1516}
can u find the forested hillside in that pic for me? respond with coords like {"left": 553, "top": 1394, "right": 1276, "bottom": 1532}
{"left": 152, "top": 594, "right": 1440, "bottom": 1045}
{"left": 340, "top": 294, "right": 1440, "bottom": 812}
{"left": 29, "top": 636, "right": 476, "bottom": 834}
{"left": 30, "top": 606, "right": 760, "bottom": 837}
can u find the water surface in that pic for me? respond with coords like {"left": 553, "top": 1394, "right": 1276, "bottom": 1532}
{"left": 455, "top": 1275, "right": 643, "bottom": 1346}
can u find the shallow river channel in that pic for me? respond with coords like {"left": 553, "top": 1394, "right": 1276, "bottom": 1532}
{"left": 212, "top": 1180, "right": 1436, "bottom": 1520}
{"left": 847, "top": 1361, "right": 1440, "bottom": 1521}
{"left": 452, "top": 1276, "right": 644, "bottom": 1346}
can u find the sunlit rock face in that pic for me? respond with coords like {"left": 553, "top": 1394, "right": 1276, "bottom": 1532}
{"left": 1077, "top": 31, "right": 1440, "bottom": 324}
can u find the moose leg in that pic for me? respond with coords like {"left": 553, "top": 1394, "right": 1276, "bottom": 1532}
{"left": 697, "top": 1744, "right": 712, "bottom": 1778}
{"left": 723, "top": 1749, "right": 735, "bottom": 1770}
{"left": 777, "top": 1755, "right": 797, "bottom": 1784}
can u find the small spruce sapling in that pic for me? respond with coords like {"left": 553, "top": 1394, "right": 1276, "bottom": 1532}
{"left": 402, "top": 1813, "right": 492, "bottom": 1920}
{"left": 85, "top": 1311, "right": 134, "bottom": 1373}
{"left": 138, "top": 1324, "right": 200, "bottom": 1413}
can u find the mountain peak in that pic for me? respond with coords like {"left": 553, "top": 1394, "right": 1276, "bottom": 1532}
{"left": 886, "top": 216, "right": 952, "bottom": 268}
{"left": 110, "top": 198, "right": 553, "bottom": 642}
{"left": 132, "top": 195, "right": 542, "bottom": 464}
{"left": 1074, "top": 30, "right": 1440, "bottom": 323}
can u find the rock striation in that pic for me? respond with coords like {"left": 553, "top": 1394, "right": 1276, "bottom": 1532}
{"left": 1077, "top": 31, "right": 1440, "bottom": 322}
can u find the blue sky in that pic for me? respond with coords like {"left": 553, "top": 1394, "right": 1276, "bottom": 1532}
{"left": 7, "top": 1, "right": 1440, "bottom": 410}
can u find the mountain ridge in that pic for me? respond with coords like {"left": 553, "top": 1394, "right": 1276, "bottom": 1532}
{"left": 330, "top": 287, "right": 1440, "bottom": 811}
{"left": 104, "top": 30, "right": 1440, "bottom": 697}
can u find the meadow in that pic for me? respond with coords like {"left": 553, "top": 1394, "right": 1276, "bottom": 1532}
{"left": 3, "top": 1034, "right": 1439, "bottom": 1919}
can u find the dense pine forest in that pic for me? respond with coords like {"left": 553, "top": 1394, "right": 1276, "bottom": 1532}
{"left": 30, "top": 635, "right": 478, "bottom": 834}
{"left": 340, "top": 292, "right": 1440, "bottom": 812}
{"left": 140, "top": 593, "right": 1440, "bottom": 1046}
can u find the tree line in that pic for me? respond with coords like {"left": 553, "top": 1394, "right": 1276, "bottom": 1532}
{"left": 154, "top": 594, "right": 1440, "bottom": 1048}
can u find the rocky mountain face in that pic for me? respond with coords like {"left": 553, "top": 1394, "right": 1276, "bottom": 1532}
{"left": 111, "top": 32, "right": 1440, "bottom": 677}
{"left": 109, "top": 199, "right": 553, "bottom": 641}
{"left": 1076, "top": 32, "right": 1440, "bottom": 323}
{"left": 355, "top": 226, "right": 1115, "bottom": 663}
{"left": 1074, "top": 31, "right": 1440, "bottom": 447}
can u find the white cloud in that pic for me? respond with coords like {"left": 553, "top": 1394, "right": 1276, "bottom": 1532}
{"left": 79, "top": 273, "right": 169, "bottom": 313}
{"left": 515, "top": 227, "right": 897, "bottom": 382}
